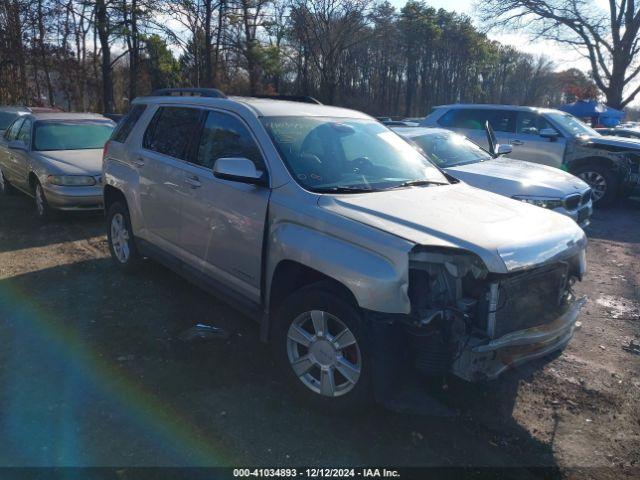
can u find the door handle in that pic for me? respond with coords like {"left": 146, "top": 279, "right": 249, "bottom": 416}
{"left": 132, "top": 157, "right": 145, "bottom": 167}
{"left": 511, "top": 140, "right": 524, "bottom": 146}
{"left": 184, "top": 176, "right": 202, "bottom": 188}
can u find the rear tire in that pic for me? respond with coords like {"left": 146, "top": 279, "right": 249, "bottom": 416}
{"left": 106, "top": 201, "right": 141, "bottom": 271}
{"left": 573, "top": 162, "right": 618, "bottom": 207}
{"left": 272, "top": 284, "right": 372, "bottom": 413}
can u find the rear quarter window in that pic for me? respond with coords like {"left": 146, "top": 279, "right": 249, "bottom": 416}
{"left": 111, "top": 104, "right": 147, "bottom": 143}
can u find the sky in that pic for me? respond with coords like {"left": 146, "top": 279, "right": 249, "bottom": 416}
{"left": 389, "top": 0, "right": 592, "bottom": 72}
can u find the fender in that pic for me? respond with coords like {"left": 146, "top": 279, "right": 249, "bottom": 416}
{"left": 103, "top": 157, "right": 144, "bottom": 233}
{"left": 266, "top": 221, "right": 412, "bottom": 315}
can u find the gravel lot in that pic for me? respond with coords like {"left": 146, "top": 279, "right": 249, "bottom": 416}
{"left": 0, "top": 192, "right": 638, "bottom": 478}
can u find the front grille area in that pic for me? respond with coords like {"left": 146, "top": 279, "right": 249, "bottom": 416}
{"left": 487, "top": 263, "right": 569, "bottom": 338}
{"left": 563, "top": 193, "right": 581, "bottom": 211}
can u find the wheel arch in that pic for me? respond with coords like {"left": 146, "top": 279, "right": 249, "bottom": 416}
{"left": 567, "top": 155, "right": 617, "bottom": 174}
{"left": 103, "top": 184, "right": 128, "bottom": 214}
{"left": 268, "top": 260, "right": 358, "bottom": 316}
{"left": 28, "top": 171, "right": 39, "bottom": 191}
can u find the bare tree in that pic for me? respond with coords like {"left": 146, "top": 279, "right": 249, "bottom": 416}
{"left": 477, "top": 0, "right": 640, "bottom": 109}
{"left": 289, "top": 0, "right": 372, "bottom": 103}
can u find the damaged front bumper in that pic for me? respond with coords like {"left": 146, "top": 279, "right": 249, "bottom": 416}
{"left": 451, "top": 296, "right": 586, "bottom": 382}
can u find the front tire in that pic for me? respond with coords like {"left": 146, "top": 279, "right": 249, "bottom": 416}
{"left": 273, "top": 284, "right": 372, "bottom": 412}
{"left": 0, "top": 169, "right": 14, "bottom": 195}
{"left": 107, "top": 201, "right": 141, "bottom": 271}
{"left": 34, "top": 181, "right": 51, "bottom": 220}
{"left": 573, "top": 163, "right": 618, "bottom": 207}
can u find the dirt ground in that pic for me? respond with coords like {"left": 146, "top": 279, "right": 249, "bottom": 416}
{"left": 0, "top": 191, "right": 638, "bottom": 478}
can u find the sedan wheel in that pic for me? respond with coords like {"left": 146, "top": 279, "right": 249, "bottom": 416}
{"left": 286, "top": 309, "right": 362, "bottom": 398}
{"left": 577, "top": 170, "right": 607, "bottom": 203}
{"left": 0, "top": 170, "right": 7, "bottom": 195}
{"left": 34, "top": 182, "right": 50, "bottom": 219}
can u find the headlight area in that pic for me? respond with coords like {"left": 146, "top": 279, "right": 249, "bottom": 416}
{"left": 400, "top": 249, "right": 489, "bottom": 376}
{"left": 397, "top": 248, "right": 584, "bottom": 381}
{"left": 512, "top": 195, "right": 563, "bottom": 209}
{"left": 47, "top": 175, "right": 97, "bottom": 187}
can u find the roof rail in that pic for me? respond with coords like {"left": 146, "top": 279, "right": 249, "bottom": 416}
{"left": 150, "top": 88, "right": 227, "bottom": 98}
{"left": 253, "top": 95, "right": 322, "bottom": 105}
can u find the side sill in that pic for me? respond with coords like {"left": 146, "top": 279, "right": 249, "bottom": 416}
{"left": 136, "top": 238, "right": 263, "bottom": 323}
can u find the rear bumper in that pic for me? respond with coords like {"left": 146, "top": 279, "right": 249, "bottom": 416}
{"left": 43, "top": 184, "right": 104, "bottom": 211}
{"left": 451, "top": 296, "right": 586, "bottom": 382}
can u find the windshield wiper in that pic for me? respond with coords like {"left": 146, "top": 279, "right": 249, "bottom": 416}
{"left": 386, "top": 179, "right": 448, "bottom": 189}
{"left": 314, "top": 186, "right": 379, "bottom": 193}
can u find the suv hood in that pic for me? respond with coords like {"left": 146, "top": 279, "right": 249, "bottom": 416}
{"left": 318, "top": 183, "right": 586, "bottom": 274}
{"left": 34, "top": 149, "right": 103, "bottom": 175}
{"left": 581, "top": 135, "right": 640, "bottom": 151}
{"left": 446, "top": 157, "right": 588, "bottom": 198}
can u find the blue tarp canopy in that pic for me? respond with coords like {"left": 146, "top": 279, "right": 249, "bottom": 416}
{"left": 558, "top": 100, "right": 624, "bottom": 119}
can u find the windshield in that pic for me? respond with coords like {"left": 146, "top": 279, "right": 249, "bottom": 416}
{"left": 0, "top": 112, "right": 20, "bottom": 130}
{"left": 33, "top": 121, "right": 114, "bottom": 151}
{"left": 546, "top": 112, "right": 599, "bottom": 137}
{"left": 261, "top": 117, "right": 448, "bottom": 192}
{"left": 406, "top": 130, "right": 492, "bottom": 168}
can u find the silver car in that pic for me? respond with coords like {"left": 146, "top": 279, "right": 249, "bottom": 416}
{"left": 395, "top": 127, "right": 593, "bottom": 227}
{"left": 0, "top": 112, "right": 115, "bottom": 218}
{"left": 422, "top": 104, "right": 640, "bottom": 205}
{"left": 103, "top": 89, "right": 587, "bottom": 410}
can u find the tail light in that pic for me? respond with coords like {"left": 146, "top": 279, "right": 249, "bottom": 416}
{"left": 103, "top": 140, "right": 111, "bottom": 159}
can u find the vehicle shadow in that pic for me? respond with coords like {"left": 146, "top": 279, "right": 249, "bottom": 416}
{"left": 586, "top": 197, "right": 640, "bottom": 243}
{"left": 0, "top": 192, "right": 104, "bottom": 253}
{"left": 0, "top": 257, "right": 561, "bottom": 472}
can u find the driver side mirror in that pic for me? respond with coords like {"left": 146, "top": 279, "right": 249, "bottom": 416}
{"left": 8, "top": 140, "right": 27, "bottom": 151}
{"left": 495, "top": 144, "right": 513, "bottom": 156}
{"left": 539, "top": 128, "right": 560, "bottom": 141}
{"left": 213, "top": 157, "right": 266, "bottom": 186}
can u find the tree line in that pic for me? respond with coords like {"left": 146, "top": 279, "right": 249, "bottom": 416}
{"left": 0, "top": 0, "right": 601, "bottom": 116}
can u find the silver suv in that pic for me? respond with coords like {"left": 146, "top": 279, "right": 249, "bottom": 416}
{"left": 422, "top": 104, "right": 640, "bottom": 206}
{"left": 103, "top": 89, "right": 587, "bottom": 410}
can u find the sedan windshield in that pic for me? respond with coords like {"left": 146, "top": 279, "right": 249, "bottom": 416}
{"left": 546, "top": 112, "right": 599, "bottom": 137}
{"left": 406, "top": 130, "right": 492, "bottom": 168}
{"left": 261, "top": 117, "right": 448, "bottom": 192}
{"left": 33, "top": 121, "right": 114, "bottom": 151}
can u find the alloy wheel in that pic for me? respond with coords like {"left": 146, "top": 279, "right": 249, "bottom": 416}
{"left": 110, "top": 213, "right": 131, "bottom": 263}
{"left": 286, "top": 310, "right": 362, "bottom": 397}
{"left": 577, "top": 171, "right": 607, "bottom": 203}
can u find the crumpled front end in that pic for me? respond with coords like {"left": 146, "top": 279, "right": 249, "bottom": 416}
{"left": 451, "top": 295, "right": 585, "bottom": 382}
{"left": 401, "top": 246, "right": 586, "bottom": 382}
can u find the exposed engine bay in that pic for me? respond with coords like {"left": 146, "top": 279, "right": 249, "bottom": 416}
{"left": 401, "top": 248, "right": 586, "bottom": 381}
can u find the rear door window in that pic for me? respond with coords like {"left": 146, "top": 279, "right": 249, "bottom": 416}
{"left": 143, "top": 107, "right": 202, "bottom": 160}
{"left": 490, "top": 110, "right": 516, "bottom": 133}
{"left": 112, "top": 104, "right": 147, "bottom": 143}
{"left": 16, "top": 119, "right": 33, "bottom": 146}
{"left": 5, "top": 117, "right": 25, "bottom": 141}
